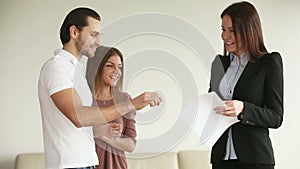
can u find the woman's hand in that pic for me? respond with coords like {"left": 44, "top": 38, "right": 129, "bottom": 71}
{"left": 99, "top": 122, "right": 136, "bottom": 152}
{"left": 213, "top": 100, "right": 244, "bottom": 117}
{"left": 93, "top": 122, "right": 122, "bottom": 139}
{"left": 108, "top": 122, "right": 123, "bottom": 139}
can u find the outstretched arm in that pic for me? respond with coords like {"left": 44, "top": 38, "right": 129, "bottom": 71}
{"left": 51, "top": 89, "right": 162, "bottom": 127}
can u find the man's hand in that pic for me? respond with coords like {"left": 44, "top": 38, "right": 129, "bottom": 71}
{"left": 131, "top": 92, "right": 162, "bottom": 110}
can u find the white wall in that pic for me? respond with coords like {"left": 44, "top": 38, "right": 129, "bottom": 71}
{"left": 1, "top": 0, "right": 299, "bottom": 169}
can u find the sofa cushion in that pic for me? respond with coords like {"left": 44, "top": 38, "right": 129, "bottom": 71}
{"left": 177, "top": 150, "right": 211, "bottom": 169}
{"left": 126, "top": 152, "right": 179, "bottom": 169}
{"left": 14, "top": 152, "right": 178, "bottom": 169}
{"left": 14, "top": 150, "right": 211, "bottom": 169}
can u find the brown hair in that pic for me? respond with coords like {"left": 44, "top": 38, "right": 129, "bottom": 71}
{"left": 86, "top": 46, "right": 124, "bottom": 102}
{"left": 221, "top": 1, "right": 268, "bottom": 61}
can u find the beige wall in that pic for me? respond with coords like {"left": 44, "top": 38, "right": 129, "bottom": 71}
{"left": 1, "top": 0, "right": 299, "bottom": 169}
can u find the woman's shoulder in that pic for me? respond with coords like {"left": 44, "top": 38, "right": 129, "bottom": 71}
{"left": 257, "top": 52, "right": 283, "bottom": 72}
{"left": 264, "top": 52, "right": 281, "bottom": 59}
{"left": 260, "top": 52, "right": 282, "bottom": 64}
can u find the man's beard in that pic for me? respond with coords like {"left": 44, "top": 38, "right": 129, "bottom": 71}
{"left": 76, "top": 35, "right": 93, "bottom": 57}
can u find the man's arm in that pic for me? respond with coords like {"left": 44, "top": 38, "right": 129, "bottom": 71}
{"left": 51, "top": 88, "right": 161, "bottom": 128}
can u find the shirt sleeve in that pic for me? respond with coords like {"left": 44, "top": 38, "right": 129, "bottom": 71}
{"left": 41, "top": 60, "right": 74, "bottom": 96}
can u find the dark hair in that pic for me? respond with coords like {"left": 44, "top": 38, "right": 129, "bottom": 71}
{"left": 60, "top": 7, "right": 101, "bottom": 45}
{"left": 86, "top": 46, "right": 124, "bottom": 102}
{"left": 221, "top": 1, "right": 268, "bottom": 61}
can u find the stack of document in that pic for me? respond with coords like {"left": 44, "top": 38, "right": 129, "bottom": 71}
{"left": 180, "top": 92, "right": 239, "bottom": 148}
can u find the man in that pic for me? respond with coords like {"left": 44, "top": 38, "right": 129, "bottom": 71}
{"left": 38, "top": 7, "right": 162, "bottom": 169}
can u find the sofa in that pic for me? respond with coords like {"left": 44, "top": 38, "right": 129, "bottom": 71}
{"left": 14, "top": 150, "right": 212, "bottom": 169}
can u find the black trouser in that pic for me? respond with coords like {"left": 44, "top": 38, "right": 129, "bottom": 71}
{"left": 212, "top": 160, "right": 274, "bottom": 169}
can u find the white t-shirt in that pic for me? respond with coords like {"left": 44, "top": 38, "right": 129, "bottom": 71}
{"left": 38, "top": 50, "right": 98, "bottom": 169}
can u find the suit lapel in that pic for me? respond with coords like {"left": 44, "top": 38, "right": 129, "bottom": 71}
{"left": 234, "top": 59, "right": 263, "bottom": 92}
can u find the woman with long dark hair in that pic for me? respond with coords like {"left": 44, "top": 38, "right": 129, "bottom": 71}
{"left": 209, "top": 2, "right": 283, "bottom": 169}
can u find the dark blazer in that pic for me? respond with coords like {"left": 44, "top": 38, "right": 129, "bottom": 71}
{"left": 209, "top": 52, "right": 283, "bottom": 165}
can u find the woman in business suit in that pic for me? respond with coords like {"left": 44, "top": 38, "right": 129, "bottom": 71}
{"left": 209, "top": 2, "right": 283, "bottom": 169}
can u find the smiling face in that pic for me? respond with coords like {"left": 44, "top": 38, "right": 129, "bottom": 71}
{"left": 76, "top": 17, "right": 101, "bottom": 58}
{"left": 102, "top": 55, "right": 123, "bottom": 87}
{"left": 221, "top": 15, "right": 245, "bottom": 57}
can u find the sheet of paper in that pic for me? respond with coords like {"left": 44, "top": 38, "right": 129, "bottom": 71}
{"left": 180, "top": 92, "right": 239, "bottom": 148}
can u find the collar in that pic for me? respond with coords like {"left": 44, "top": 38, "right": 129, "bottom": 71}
{"left": 55, "top": 49, "right": 79, "bottom": 66}
{"left": 229, "top": 52, "right": 248, "bottom": 67}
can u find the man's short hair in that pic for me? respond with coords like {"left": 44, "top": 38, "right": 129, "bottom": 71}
{"left": 59, "top": 7, "right": 101, "bottom": 45}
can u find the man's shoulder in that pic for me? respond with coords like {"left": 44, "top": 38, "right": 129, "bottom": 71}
{"left": 42, "top": 55, "right": 74, "bottom": 71}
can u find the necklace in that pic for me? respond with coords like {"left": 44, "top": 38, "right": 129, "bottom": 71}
{"left": 95, "top": 98, "right": 113, "bottom": 106}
